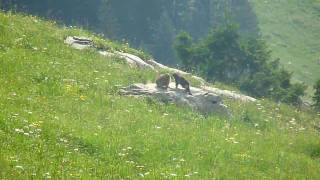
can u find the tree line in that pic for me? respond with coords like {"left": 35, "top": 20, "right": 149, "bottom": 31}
{"left": 2, "top": 0, "right": 320, "bottom": 108}
{"left": 0, "top": 0, "right": 258, "bottom": 65}
{"left": 174, "top": 25, "right": 308, "bottom": 106}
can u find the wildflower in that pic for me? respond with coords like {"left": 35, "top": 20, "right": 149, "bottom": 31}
{"left": 43, "top": 172, "right": 51, "bottom": 179}
{"left": 163, "top": 113, "right": 169, "bottom": 116}
{"left": 170, "top": 173, "right": 177, "bottom": 177}
{"left": 59, "top": 138, "right": 68, "bottom": 143}
{"left": 15, "top": 165, "right": 24, "bottom": 170}
{"left": 155, "top": 126, "right": 161, "bottom": 129}
{"left": 118, "top": 153, "right": 126, "bottom": 157}
{"left": 15, "top": 128, "right": 24, "bottom": 133}
{"left": 80, "top": 95, "right": 86, "bottom": 101}
{"left": 144, "top": 172, "right": 150, "bottom": 176}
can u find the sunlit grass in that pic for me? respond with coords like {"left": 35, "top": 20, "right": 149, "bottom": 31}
{"left": 0, "top": 12, "right": 320, "bottom": 179}
{"left": 250, "top": 0, "right": 320, "bottom": 99}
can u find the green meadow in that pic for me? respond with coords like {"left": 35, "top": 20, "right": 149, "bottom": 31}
{"left": 251, "top": 0, "right": 320, "bottom": 98}
{"left": 0, "top": 12, "right": 320, "bottom": 179}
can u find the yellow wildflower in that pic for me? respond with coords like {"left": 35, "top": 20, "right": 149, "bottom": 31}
{"left": 80, "top": 95, "right": 86, "bottom": 101}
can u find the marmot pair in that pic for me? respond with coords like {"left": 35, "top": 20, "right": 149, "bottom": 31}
{"left": 156, "top": 73, "right": 192, "bottom": 95}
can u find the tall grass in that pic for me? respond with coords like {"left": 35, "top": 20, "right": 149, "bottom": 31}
{"left": 250, "top": 0, "right": 320, "bottom": 98}
{"left": 0, "top": 12, "right": 319, "bottom": 179}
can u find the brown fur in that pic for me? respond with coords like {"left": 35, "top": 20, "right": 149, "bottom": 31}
{"left": 156, "top": 73, "right": 170, "bottom": 90}
{"left": 172, "top": 73, "right": 192, "bottom": 95}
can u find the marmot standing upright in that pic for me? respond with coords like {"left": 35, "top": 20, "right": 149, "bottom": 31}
{"left": 156, "top": 73, "right": 171, "bottom": 90}
{"left": 172, "top": 73, "right": 192, "bottom": 95}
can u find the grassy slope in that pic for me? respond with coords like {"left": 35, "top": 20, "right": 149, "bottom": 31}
{"left": 250, "top": 0, "right": 320, "bottom": 98}
{"left": 0, "top": 12, "right": 320, "bottom": 179}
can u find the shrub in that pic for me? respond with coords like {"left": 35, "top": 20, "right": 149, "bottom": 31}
{"left": 313, "top": 79, "right": 320, "bottom": 111}
{"left": 174, "top": 24, "right": 306, "bottom": 105}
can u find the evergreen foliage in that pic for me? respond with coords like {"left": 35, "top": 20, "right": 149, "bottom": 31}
{"left": 0, "top": 0, "right": 258, "bottom": 65}
{"left": 1, "top": 13, "right": 320, "bottom": 179}
{"left": 174, "top": 25, "right": 306, "bottom": 105}
{"left": 313, "top": 79, "right": 320, "bottom": 111}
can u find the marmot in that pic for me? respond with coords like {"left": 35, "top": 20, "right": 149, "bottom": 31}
{"left": 172, "top": 73, "right": 192, "bottom": 95}
{"left": 156, "top": 73, "right": 171, "bottom": 90}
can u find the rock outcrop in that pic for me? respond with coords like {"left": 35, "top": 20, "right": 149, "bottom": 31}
{"left": 120, "top": 83, "right": 232, "bottom": 117}
{"left": 64, "top": 36, "right": 93, "bottom": 50}
{"left": 64, "top": 36, "right": 257, "bottom": 106}
{"left": 202, "top": 86, "right": 257, "bottom": 103}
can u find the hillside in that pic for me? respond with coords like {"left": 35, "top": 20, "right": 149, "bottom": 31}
{"left": 250, "top": 0, "right": 320, "bottom": 98}
{"left": 1, "top": 12, "right": 320, "bottom": 179}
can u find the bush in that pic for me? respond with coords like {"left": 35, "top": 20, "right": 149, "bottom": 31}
{"left": 313, "top": 79, "right": 320, "bottom": 111}
{"left": 174, "top": 24, "right": 306, "bottom": 105}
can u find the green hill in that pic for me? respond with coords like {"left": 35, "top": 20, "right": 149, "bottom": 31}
{"left": 250, "top": 0, "right": 320, "bottom": 98}
{"left": 1, "top": 12, "right": 320, "bottom": 179}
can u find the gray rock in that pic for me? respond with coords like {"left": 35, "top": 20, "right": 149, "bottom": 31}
{"left": 202, "top": 86, "right": 257, "bottom": 103}
{"left": 120, "top": 83, "right": 232, "bottom": 117}
{"left": 64, "top": 36, "right": 256, "bottom": 104}
{"left": 116, "top": 52, "right": 155, "bottom": 70}
{"left": 64, "top": 36, "right": 93, "bottom": 50}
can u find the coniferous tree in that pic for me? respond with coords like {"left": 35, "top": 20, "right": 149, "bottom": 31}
{"left": 313, "top": 79, "right": 320, "bottom": 111}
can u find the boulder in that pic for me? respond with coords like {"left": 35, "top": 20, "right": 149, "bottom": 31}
{"left": 202, "top": 86, "right": 257, "bottom": 102}
{"left": 120, "top": 83, "right": 232, "bottom": 117}
{"left": 98, "top": 51, "right": 138, "bottom": 68}
{"left": 116, "top": 52, "right": 155, "bottom": 70}
{"left": 98, "top": 51, "right": 155, "bottom": 70}
{"left": 147, "top": 59, "right": 189, "bottom": 75}
{"left": 64, "top": 36, "right": 93, "bottom": 50}
{"left": 64, "top": 36, "right": 256, "bottom": 104}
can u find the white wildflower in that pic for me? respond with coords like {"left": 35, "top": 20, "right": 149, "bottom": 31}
{"left": 15, "top": 165, "right": 24, "bottom": 170}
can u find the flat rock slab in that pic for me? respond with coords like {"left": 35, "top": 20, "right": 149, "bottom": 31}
{"left": 64, "top": 36, "right": 93, "bottom": 50}
{"left": 64, "top": 36, "right": 257, "bottom": 104}
{"left": 202, "top": 86, "right": 257, "bottom": 103}
{"left": 120, "top": 83, "right": 232, "bottom": 117}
